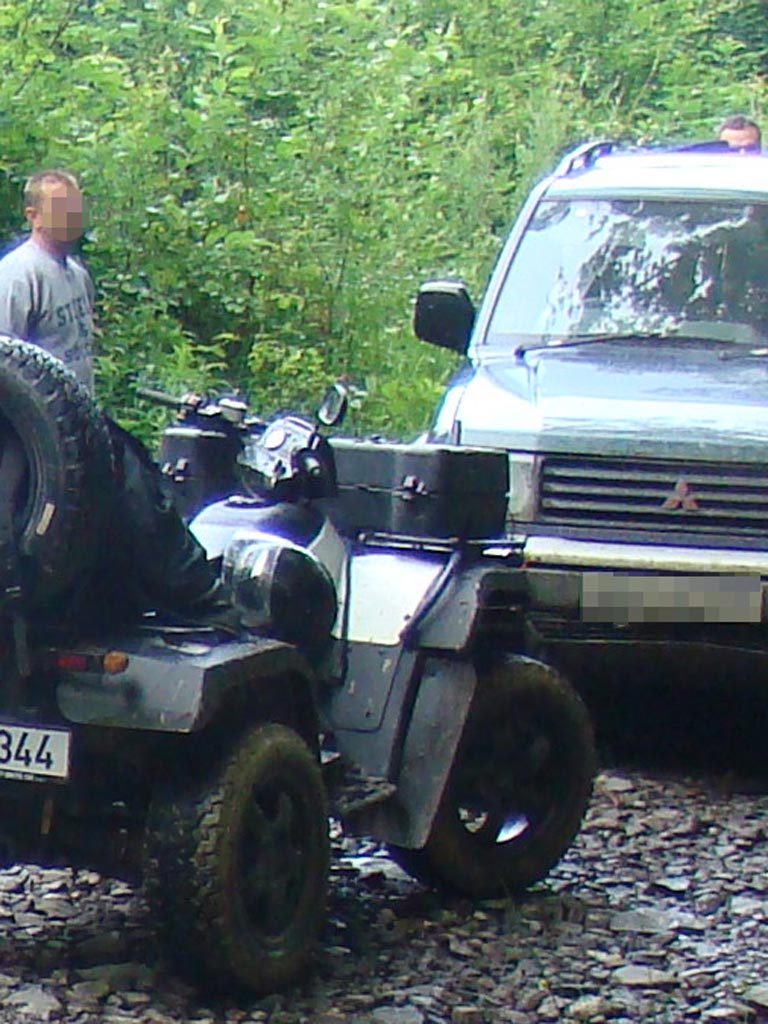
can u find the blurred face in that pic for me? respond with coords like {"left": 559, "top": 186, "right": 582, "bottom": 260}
{"left": 26, "top": 179, "right": 85, "bottom": 250}
{"left": 719, "top": 125, "right": 761, "bottom": 153}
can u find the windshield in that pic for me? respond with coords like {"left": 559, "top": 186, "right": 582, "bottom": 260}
{"left": 487, "top": 198, "right": 768, "bottom": 347}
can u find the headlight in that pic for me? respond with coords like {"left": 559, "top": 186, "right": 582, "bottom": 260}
{"left": 507, "top": 454, "right": 537, "bottom": 525}
{"left": 223, "top": 531, "right": 337, "bottom": 653}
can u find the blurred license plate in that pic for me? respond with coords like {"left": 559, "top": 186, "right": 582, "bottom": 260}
{"left": 581, "top": 573, "right": 762, "bottom": 624}
{"left": 0, "top": 722, "right": 71, "bottom": 781}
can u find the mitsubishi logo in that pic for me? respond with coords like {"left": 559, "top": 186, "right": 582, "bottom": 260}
{"left": 661, "top": 477, "right": 699, "bottom": 511}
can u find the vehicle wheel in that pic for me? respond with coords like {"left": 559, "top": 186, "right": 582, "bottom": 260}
{"left": 143, "top": 723, "right": 329, "bottom": 994}
{"left": 0, "top": 337, "right": 112, "bottom": 604}
{"left": 388, "top": 656, "right": 596, "bottom": 898}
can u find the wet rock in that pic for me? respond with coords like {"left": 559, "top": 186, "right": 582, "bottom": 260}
{"left": 343, "top": 993, "right": 378, "bottom": 1009}
{"left": 609, "top": 910, "right": 672, "bottom": 934}
{"left": 650, "top": 876, "right": 691, "bottom": 895}
{"left": 36, "top": 898, "right": 76, "bottom": 919}
{"left": 680, "top": 967, "right": 719, "bottom": 990}
{"left": 495, "top": 1013, "right": 530, "bottom": 1024}
{"left": 702, "top": 1005, "right": 756, "bottom": 1021}
{"left": 372, "top": 1007, "right": 424, "bottom": 1024}
{"left": 0, "top": 768, "right": 763, "bottom": 1023}
{"left": 568, "top": 994, "right": 610, "bottom": 1020}
{"left": 517, "top": 988, "right": 546, "bottom": 1012}
{"left": 729, "top": 896, "right": 768, "bottom": 917}
{"left": 613, "top": 965, "right": 678, "bottom": 988}
{"left": 743, "top": 985, "right": 768, "bottom": 1011}
{"left": 73, "top": 961, "right": 153, "bottom": 990}
{"left": 665, "top": 910, "right": 708, "bottom": 933}
{"left": 599, "top": 776, "right": 633, "bottom": 794}
{"left": 119, "top": 992, "right": 153, "bottom": 1007}
{"left": 0, "top": 869, "right": 28, "bottom": 893}
{"left": 450, "top": 1007, "right": 485, "bottom": 1024}
{"left": 447, "top": 937, "right": 476, "bottom": 958}
{"left": 536, "top": 996, "right": 563, "bottom": 1020}
{"left": 68, "top": 978, "right": 112, "bottom": 1007}
{"left": 13, "top": 912, "right": 45, "bottom": 928}
{"left": 5, "top": 984, "right": 63, "bottom": 1020}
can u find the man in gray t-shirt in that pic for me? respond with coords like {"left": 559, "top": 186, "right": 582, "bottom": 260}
{"left": 0, "top": 169, "right": 95, "bottom": 392}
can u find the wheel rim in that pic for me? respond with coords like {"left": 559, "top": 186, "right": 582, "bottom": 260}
{"left": 238, "top": 777, "right": 310, "bottom": 940}
{"left": 451, "top": 702, "right": 562, "bottom": 848}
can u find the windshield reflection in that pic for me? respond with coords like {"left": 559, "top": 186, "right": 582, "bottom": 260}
{"left": 488, "top": 199, "right": 768, "bottom": 347}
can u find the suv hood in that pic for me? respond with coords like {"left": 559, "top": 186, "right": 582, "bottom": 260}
{"left": 454, "top": 342, "right": 768, "bottom": 462}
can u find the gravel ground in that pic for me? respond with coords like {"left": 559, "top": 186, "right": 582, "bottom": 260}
{"left": 0, "top": 764, "right": 766, "bottom": 1024}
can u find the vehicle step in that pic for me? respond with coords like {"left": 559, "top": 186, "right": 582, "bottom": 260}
{"left": 327, "top": 761, "right": 397, "bottom": 817}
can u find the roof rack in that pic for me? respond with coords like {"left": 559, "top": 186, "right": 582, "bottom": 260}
{"left": 672, "top": 139, "right": 730, "bottom": 154}
{"left": 554, "top": 140, "right": 617, "bottom": 177}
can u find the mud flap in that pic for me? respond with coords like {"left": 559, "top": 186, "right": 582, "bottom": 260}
{"left": 357, "top": 656, "right": 476, "bottom": 849}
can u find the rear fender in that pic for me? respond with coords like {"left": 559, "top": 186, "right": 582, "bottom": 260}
{"left": 55, "top": 636, "right": 319, "bottom": 743}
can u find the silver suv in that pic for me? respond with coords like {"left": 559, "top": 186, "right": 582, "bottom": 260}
{"left": 416, "top": 141, "right": 768, "bottom": 639}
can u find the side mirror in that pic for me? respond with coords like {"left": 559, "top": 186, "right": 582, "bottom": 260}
{"left": 317, "top": 382, "right": 348, "bottom": 427}
{"left": 413, "top": 280, "right": 475, "bottom": 354}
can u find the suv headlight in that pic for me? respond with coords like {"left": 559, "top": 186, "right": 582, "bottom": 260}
{"left": 507, "top": 454, "right": 537, "bottom": 525}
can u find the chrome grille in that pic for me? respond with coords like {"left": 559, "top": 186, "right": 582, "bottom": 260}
{"left": 539, "top": 457, "right": 768, "bottom": 535}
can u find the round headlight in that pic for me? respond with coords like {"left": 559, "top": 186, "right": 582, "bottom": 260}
{"left": 223, "top": 531, "right": 337, "bottom": 653}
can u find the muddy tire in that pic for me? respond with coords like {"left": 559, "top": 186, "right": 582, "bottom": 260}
{"left": 0, "top": 337, "right": 112, "bottom": 604}
{"left": 143, "top": 723, "right": 329, "bottom": 994}
{"left": 388, "top": 656, "right": 596, "bottom": 898}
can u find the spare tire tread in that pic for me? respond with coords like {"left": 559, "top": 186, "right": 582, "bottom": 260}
{"left": 0, "top": 337, "right": 113, "bottom": 604}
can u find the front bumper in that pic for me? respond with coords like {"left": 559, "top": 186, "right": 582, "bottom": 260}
{"left": 523, "top": 536, "right": 768, "bottom": 624}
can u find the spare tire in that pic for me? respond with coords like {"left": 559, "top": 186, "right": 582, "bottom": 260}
{"left": 0, "top": 337, "right": 113, "bottom": 606}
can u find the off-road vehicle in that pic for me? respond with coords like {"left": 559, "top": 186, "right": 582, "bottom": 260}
{"left": 416, "top": 142, "right": 768, "bottom": 700}
{"left": 0, "top": 339, "right": 328, "bottom": 994}
{"left": 0, "top": 342, "right": 597, "bottom": 997}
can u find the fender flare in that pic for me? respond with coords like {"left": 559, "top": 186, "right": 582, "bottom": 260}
{"left": 355, "top": 654, "right": 477, "bottom": 849}
{"left": 364, "top": 653, "right": 578, "bottom": 850}
{"left": 56, "top": 636, "right": 321, "bottom": 749}
{"left": 411, "top": 565, "right": 526, "bottom": 652}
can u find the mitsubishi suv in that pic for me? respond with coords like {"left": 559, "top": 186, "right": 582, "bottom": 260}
{"left": 415, "top": 141, "right": 768, "bottom": 707}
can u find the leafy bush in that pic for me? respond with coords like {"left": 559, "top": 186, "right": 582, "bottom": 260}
{"left": 0, "top": 0, "right": 765, "bottom": 438}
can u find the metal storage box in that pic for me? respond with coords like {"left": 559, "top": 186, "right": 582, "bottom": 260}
{"left": 328, "top": 438, "right": 509, "bottom": 539}
{"left": 160, "top": 425, "right": 241, "bottom": 520}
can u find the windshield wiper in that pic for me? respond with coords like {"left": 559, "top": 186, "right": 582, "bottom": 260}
{"left": 515, "top": 332, "right": 673, "bottom": 357}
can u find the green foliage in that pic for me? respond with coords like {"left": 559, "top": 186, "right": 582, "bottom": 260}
{"left": 0, "top": 0, "right": 765, "bottom": 438}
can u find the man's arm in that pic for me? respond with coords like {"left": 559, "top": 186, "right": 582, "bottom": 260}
{"left": 0, "top": 261, "right": 35, "bottom": 341}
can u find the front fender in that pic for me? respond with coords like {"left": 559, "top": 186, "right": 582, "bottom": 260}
{"left": 357, "top": 655, "right": 477, "bottom": 849}
{"left": 362, "top": 652, "right": 565, "bottom": 849}
{"left": 56, "top": 634, "right": 316, "bottom": 734}
{"left": 411, "top": 564, "right": 526, "bottom": 651}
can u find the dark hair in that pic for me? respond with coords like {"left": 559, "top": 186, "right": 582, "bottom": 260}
{"left": 718, "top": 114, "right": 762, "bottom": 147}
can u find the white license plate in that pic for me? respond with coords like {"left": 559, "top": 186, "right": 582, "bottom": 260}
{"left": 581, "top": 573, "right": 763, "bottom": 624}
{"left": 0, "top": 722, "right": 71, "bottom": 782}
